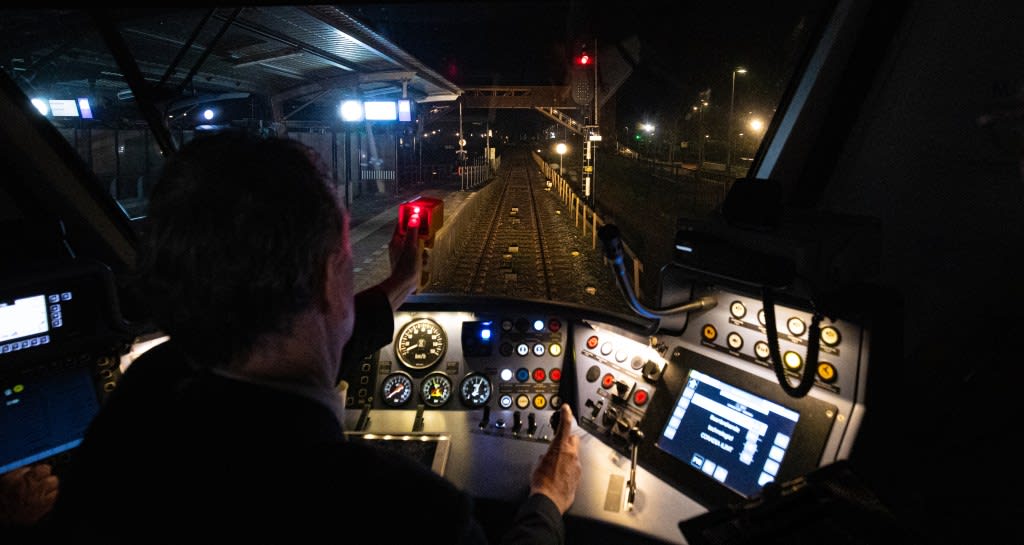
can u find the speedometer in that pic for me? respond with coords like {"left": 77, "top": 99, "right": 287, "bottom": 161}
{"left": 395, "top": 318, "right": 447, "bottom": 370}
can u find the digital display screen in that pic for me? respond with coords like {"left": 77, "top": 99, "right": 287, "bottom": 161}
{"left": 77, "top": 98, "right": 94, "bottom": 119}
{"left": 364, "top": 101, "right": 398, "bottom": 121}
{"left": 0, "top": 291, "right": 73, "bottom": 356}
{"left": 398, "top": 99, "right": 412, "bottom": 122}
{"left": 0, "top": 366, "right": 100, "bottom": 473}
{"left": 656, "top": 368, "right": 800, "bottom": 498}
{"left": 48, "top": 99, "right": 80, "bottom": 117}
{"left": 0, "top": 295, "right": 48, "bottom": 343}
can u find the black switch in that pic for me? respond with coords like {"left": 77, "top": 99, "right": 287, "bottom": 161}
{"left": 642, "top": 361, "right": 663, "bottom": 382}
{"left": 585, "top": 398, "right": 603, "bottom": 418}
{"left": 614, "top": 380, "right": 631, "bottom": 399}
{"left": 478, "top": 405, "right": 491, "bottom": 429}
{"left": 512, "top": 411, "right": 522, "bottom": 434}
{"left": 549, "top": 408, "right": 562, "bottom": 432}
{"left": 527, "top": 413, "right": 537, "bottom": 436}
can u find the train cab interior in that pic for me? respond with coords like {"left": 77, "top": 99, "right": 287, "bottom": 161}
{"left": 1, "top": 2, "right": 1022, "bottom": 544}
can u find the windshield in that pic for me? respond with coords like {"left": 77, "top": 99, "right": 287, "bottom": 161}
{"left": 0, "top": 4, "right": 833, "bottom": 317}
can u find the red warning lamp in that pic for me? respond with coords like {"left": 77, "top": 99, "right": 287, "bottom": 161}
{"left": 398, "top": 197, "right": 444, "bottom": 245}
{"left": 576, "top": 53, "right": 591, "bottom": 66}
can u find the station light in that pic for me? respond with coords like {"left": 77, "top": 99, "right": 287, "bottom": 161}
{"left": 339, "top": 100, "right": 363, "bottom": 122}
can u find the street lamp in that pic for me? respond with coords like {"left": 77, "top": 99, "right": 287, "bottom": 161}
{"left": 641, "top": 123, "right": 655, "bottom": 159}
{"left": 726, "top": 67, "right": 747, "bottom": 176}
{"left": 555, "top": 142, "right": 567, "bottom": 177}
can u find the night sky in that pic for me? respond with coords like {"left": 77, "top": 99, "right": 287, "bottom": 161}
{"left": 345, "top": 1, "right": 829, "bottom": 138}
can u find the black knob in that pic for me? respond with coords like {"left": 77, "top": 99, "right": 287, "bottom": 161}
{"left": 512, "top": 411, "right": 522, "bottom": 432}
{"left": 549, "top": 409, "right": 562, "bottom": 432}
{"left": 527, "top": 413, "right": 537, "bottom": 436}
{"left": 642, "top": 361, "right": 663, "bottom": 382}
{"left": 478, "top": 405, "right": 491, "bottom": 429}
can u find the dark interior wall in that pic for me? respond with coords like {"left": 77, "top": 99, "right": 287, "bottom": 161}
{"left": 823, "top": 0, "right": 1024, "bottom": 363}
{"left": 822, "top": 1, "right": 1024, "bottom": 541}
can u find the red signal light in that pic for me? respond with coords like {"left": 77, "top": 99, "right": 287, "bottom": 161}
{"left": 577, "top": 54, "right": 590, "bottom": 66}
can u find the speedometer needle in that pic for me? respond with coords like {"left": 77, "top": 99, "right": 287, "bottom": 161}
{"left": 387, "top": 384, "right": 405, "bottom": 398}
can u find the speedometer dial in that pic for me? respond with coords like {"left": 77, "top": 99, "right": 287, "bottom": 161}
{"left": 420, "top": 373, "right": 453, "bottom": 407}
{"left": 459, "top": 373, "right": 492, "bottom": 408}
{"left": 395, "top": 318, "right": 447, "bottom": 370}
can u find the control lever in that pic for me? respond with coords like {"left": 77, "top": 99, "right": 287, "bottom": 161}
{"left": 512, "top": 411, "right": 522, "bottom": 435}
{"left": 549, "top": 408, "right": 562, "bottom": 432}
{"left": 355, "top": 402, "right": 372, "bottom": 432}
{"left": 412, "top": 404, "right": 425, "bottom": 432}
{"left": 478, "top": 405, "right": 491, "bottom": 429}
{"left": 527, "top": 413, "right": 537, "bottom": 437}
{"left": 626, "top": 427, "right": 644, "bottom": 511}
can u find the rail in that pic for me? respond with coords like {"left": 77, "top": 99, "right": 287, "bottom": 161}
{"left": 531, "top": 152, "right": 646, "bottom": 299}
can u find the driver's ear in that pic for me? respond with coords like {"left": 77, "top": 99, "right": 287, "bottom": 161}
{"left": 320, "top": 211, "right": 352, "bottom": 315}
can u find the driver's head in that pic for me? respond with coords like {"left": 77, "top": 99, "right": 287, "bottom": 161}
{"left": 138, "top": 130, "right": 348, "bottom": 366}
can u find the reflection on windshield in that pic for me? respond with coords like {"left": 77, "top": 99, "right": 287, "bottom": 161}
{"left": 0, "top": 3, "right": 829, "bottom": 315}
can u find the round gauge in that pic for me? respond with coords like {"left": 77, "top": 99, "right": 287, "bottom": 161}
{"left": 420, "top": 373, "right": 453, "bottom": 407}
{"left": 381, "top": 372, "right": 414, "bottom": 407}
{"left": 459, "top": 373, "right": 492, "bottom": 408}
{"left": 395, "top": 318, "right": 447, "bottom": 369}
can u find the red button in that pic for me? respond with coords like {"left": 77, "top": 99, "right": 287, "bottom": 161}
{"left": 586, "top": 335, "right": 599, "bottom": 349}
{"left": 549, "top": 368, "right": 562, "bottom": 382}
{"left": 601, "top": 373, "right": 615, "bottom": 389}
{"left": 549, "top": 319, "right": 561, "bottom": 332}
{"left": 634, "top": 389, "right": 649, "bottom": 406}
{"left": 533, "top": 368, "right": 546, "bottom": 382}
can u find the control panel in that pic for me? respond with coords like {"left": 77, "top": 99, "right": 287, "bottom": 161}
{"left": 571, "top": 321, "right": 666, "bottom": 456}
{"left": 342, "top": 310, "right": 570, "bottom": 442}
{"left": 0, "top": 260, "right": 130, "bottom": 474}
{"left": 679, "top": 287, "right": 865, "bottom": 397}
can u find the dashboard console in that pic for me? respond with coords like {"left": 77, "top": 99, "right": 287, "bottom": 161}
{"left": 339, "top": 287, "right": 869, "bottom": 544}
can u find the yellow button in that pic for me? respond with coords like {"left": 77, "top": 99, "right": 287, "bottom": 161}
{"left": 702, "top": 324, "right": 717, "bottom": 341}
{"left": 533, "top": 395, "right": 547, "bottom": 409}
{"left": 516, "top": 394, "right": 530, "bottom": 409}
{"left": 817, "top": 362, "right": 837, "bottom": 383}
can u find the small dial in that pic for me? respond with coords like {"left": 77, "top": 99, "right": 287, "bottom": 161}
{"left": 420, "top": 373, "right": 453, "bottom": 407}
{"left": 381, "top": 372, "right": 414, "bottom": 407}
{"left": 459, "top": 373, "right": 492, "bottom": 408}
{"left": 395, "top": 318, "right": 447, "bottom": 370}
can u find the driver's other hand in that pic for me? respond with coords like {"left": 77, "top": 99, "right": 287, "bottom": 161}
{"left": 0, "top": 463, "right": 59, "bottom": 526}
{"left": 529, "top": 404, "right": 581, "bottom": 514}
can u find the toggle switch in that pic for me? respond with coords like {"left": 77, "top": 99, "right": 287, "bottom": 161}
{"left": 478, "top": 405, "right": 491, "bottom": 429}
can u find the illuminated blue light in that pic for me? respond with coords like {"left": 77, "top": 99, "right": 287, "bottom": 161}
{"left": 480, "top": 328, "right": 492, "bottom": 340}
{"left": 533, "top": 319, "right": 545, "bottom": 331}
